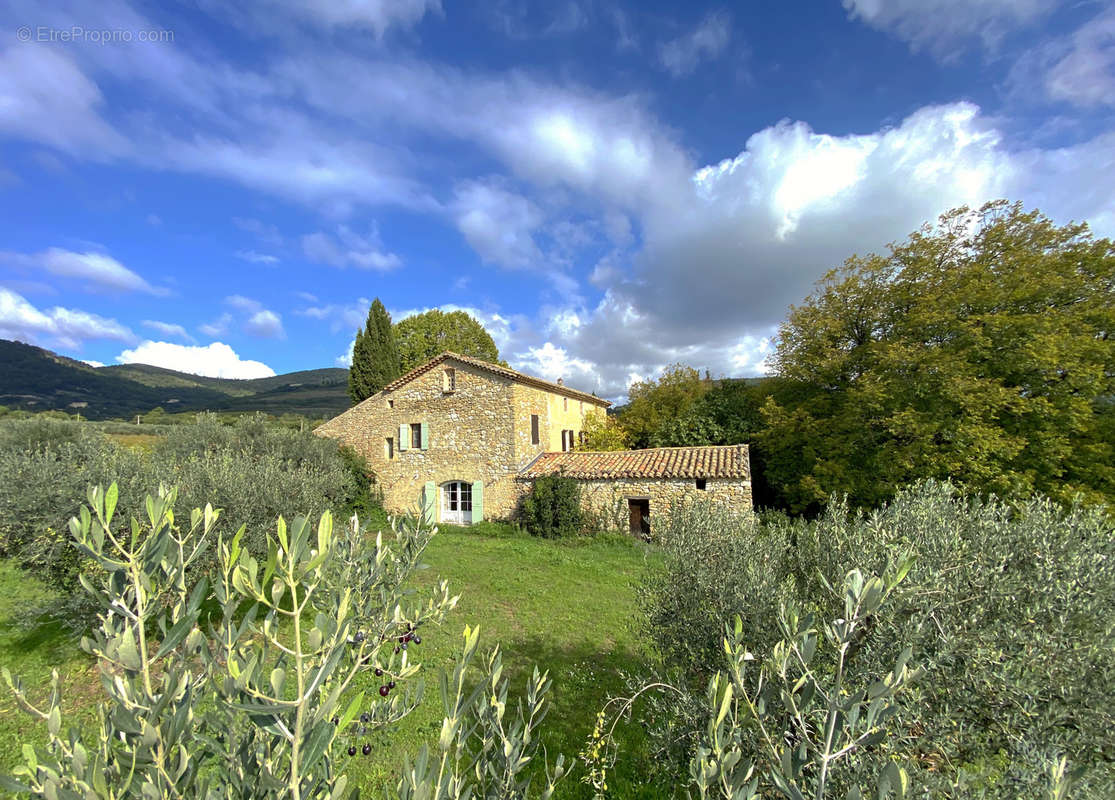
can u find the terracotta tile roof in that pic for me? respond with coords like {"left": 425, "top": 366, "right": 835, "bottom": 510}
{"left": 382, "top": 352, "right": 610, "bottom": 407}
{"left": 518, "top": 445, "right": 750, "bottom": 480}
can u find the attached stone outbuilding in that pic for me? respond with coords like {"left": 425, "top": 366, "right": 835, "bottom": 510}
{"left": 516, "top": 444, "right": 752, "bottom": 536}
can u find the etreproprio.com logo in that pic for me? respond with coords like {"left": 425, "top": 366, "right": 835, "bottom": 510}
{"left": 17, "top": 25, "right": 175, "bottom": 44}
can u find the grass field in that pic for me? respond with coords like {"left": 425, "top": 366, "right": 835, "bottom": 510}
{"left": 0, "top": 525, "right": 670, "bottom": 798}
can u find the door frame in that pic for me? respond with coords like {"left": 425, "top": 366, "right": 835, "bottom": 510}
{"left": 627, "top": 497, "right": 650, "bottom": 538}
{"left": 440, "top": 480, "right": 474, "bottom": 525}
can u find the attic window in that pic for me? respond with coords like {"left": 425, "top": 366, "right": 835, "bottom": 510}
{"left": 387, "top": 399, "right": 394, "bottom": 409}
{"left": 696, "top": 478, "right": 707, "bottom": 491}
{"left": 563, "top": 396, "right": 568, "bottom": 411}
{"left": 443, "top": 368, "right": 456, "bottom": 393}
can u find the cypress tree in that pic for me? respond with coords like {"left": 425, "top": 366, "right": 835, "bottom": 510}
{"left": 348, "top": 298, "right": 401, "bottom": 403}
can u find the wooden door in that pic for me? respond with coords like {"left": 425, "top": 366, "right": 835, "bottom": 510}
{"left": 628, "top": 499, "right": 650, "bottom": 537}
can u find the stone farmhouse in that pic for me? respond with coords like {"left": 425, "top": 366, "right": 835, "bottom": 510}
{"left": 315, "top": 352, "right": 752, "bottom": 534}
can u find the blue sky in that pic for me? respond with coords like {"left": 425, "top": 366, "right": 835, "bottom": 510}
{"left": 0, "top": 0, "right": 1113, "bottom": 400}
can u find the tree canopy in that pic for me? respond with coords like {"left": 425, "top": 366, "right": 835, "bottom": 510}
{"left": 348, "top": 298, "right": 400, "bottom": 403}
{"left": 616, "top": 364, "right": 710, "bottom": 448}
{"left": 394, "top": 309, "right": 503, "bottom": 373}
{"left": 758, "top": 201, "right": 1115, "bottom": 513}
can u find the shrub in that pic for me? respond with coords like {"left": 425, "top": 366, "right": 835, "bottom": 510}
{"left": 519, "top": 474, "right": 584, "bottom": 539}
{"left": 3, "top": 486, "right": 565, "bottom": 800}
{"left": 0, "top": 414, "right": 381, "bottom": 631}
{"left": 634, "top": 480, "right": 1115, "bottom": 796}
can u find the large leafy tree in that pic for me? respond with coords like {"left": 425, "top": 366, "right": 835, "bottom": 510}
{"left": 394, "top": 309, "right": 503, "bottom": 373}
{"left": 616, "top": 364, "right": 709, "bottom": 448}
{"left": 348, "top": 298, "right": 400, "bottom": 403}
{"left": 759, "top": 201, "right": 1115, "bottom": 513}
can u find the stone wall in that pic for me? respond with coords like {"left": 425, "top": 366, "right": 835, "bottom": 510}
{"left": 574, "top": 477, "right": 753, "bottom": 532}
{"left": 315, "top": 360, "right": 521, "bottom": 520}
{"left": 314, "top": 360, "right": 609, "bottom": 522}
{"left": 510, "top": 383, "right": 608, "bottom": 466}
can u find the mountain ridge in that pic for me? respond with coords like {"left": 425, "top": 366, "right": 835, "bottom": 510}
{"left": 0, "top": 339, "right": 351, "bottom": 419}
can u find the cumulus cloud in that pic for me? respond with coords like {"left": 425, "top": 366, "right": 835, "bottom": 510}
{"left": 244, "top": 309, "right": 285, "bottom": 339}
{"left": 452, "top": 180, "right": 543, "bottom": 268}
{"left": 142, "top": 319, "right": 195, "bottom": 342}
{"left": 0, "top": 247, "right": 166, "bottom": 295}
{"left": 658, "top": 11, "right": 732, "bottom": 76}
{"left": 842, "top": 0, "right": 1055, "bottom": 58}
{"left": 222, "top": 296, "right": 286, "bottom": 338}
{"left": 302, "top": 226, "right": 402, "bottom": 271}
{"left": 0, "top": 287, "right": 135, "bottom": 350}
{"left": 512, "top": 102, "right": 1115, "bottom": 399}
{"left": 115, "top": 341, "right": 276, "bottom": 379}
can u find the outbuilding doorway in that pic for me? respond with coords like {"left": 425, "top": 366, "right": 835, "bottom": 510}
{"left": 628, "top": 498, "right": 650, "bottom": 538}
{"left": 441, "top": 481, "right": 473, "bottom": 525}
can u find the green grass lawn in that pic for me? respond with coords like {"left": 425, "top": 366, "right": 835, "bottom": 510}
{"left": 0, "top": 527, "right": 671, "bottom": 798}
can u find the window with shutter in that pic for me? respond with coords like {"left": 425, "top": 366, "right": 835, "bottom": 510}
{"left": 410, "top": 423, "right": 421, "bottom": 449}
{"left": 531, "top": 414, "right": 539, "bottom": 445}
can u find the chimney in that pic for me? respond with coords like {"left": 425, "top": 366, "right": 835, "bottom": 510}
{"left": 557, "top": 378, "right": 564, "bottom": 385}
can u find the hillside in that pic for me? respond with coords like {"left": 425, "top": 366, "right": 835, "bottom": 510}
{"left": 0, "top": 339, "right": 351, "bottom": 419}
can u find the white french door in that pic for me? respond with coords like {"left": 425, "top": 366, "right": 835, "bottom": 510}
{"left": 440, "top": 481, "right": 473, "bottom": 525}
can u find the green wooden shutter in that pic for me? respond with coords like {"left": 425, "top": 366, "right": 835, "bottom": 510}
{"left": 471, "top": 481, "right": 484, "bottom": 523}
{"left": 422, "top": 481, "right": 436, "bottom": 525}
{"left": 398, "top": 424, "right": 409, "bottom": 451}
{"left": 420, "top": 421, "right": 429, "bottom": 450}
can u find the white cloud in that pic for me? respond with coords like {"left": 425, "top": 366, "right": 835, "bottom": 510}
{"left": 0, "top": 43, "right": 126, "bottom": 156}
{"left": 658, "top": 11, "right": 732, "bottom": 76}
{"left": 245, "top": 309, "right": 285, "bottom": 339}
{"left": 218, "top": 296, "right": 286, "bottom": 337}
{"left": 335, "top": 336, "right": 356, "bottom": 367}
{"left": 1026, "top": 7, "right": 1115, "bottom": 108}
{"left": 0, "top": 287, "right": 135, "bottom": 350}
{"left": 226, "top": 295, "right": 262, "bottom": 312}
{"left": 233, "top": 217, "right": 285, "bottom": 246}
{"left": 452, "top": 180, "right": 543, "bottom": 268}
{"left": 235, "top": 249, "right": 280, "bottom": 265}
{"left": 842, "top": 0, "right": 1055, "bottom": 58}
{"left": 82, "top": 359, "right": 105, "bottom": 368}
{"left": 142, "top": 319, "right": 195, "bottom": 342}
{"left": 115, "top": 341, "right": 276, "bottom": 379}
{"left": 302, "top": 226, "right": 402, "bottom": 271}
{"left": 515, "top": 101, "right": 1115, "bottom": 400}
{"left": 514, "top": 341, "right": 596, "bottom": 384}
{"left": 0, "top": 247, "right": 166, "bottom": 295}
{"left": 199, "top": 313, "right": 232, "bottom": 338}
{"left": 246, "top": 0, "right": 441, "bottom": 37}
{"left": 297, "top": 297, "right": 372, "bottom": 334}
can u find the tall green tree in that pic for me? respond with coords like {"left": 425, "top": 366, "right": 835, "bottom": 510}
{"left": 394, "top": 309, "right": 503, "bottom": 373}
{"left": 615, "top": 364, "right": 709, "bottom": 448}
{"left": 759, "top": 201, "right": 1115, "bottom": 513}
{"left": 348, "top": 298, "right": 400, "bottom": 403}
